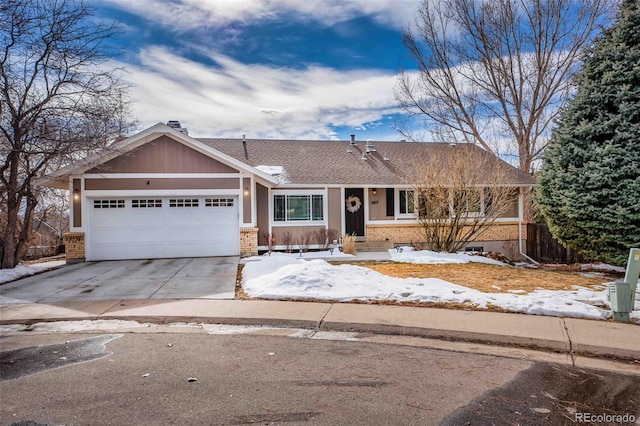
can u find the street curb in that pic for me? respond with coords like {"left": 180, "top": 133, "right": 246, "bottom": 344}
{"left": 1, "top": 297, "right": 638, "bottom": 362}
{"left": 2, "top": 310, "right": 637, "bottom": 363}
{"left": 317, "top": 321, "right": 570, "bottom": 354}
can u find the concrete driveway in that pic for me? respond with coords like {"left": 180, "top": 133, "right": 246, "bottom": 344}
{"left": 0, "top": 257, "right": 239, "bottom": 304}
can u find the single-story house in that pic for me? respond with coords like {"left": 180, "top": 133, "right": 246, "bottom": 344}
{"left": 42, "top": 122, "right": 535, "bottom": 262}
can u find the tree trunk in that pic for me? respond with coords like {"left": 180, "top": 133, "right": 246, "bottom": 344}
{"left": 2, "top": 201, "right": 19, "bottom": 268}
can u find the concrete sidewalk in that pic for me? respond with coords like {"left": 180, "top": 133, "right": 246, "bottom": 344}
{"left": 0, "top": 299, "right": 638, "bottom": 361}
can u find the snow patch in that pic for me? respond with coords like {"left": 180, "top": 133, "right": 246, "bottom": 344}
{"left": 242, "top": 256, "right": 640, "bottom": 323}
{"left": 256, "top": 165, "right": 284, "bottom": 176}
{"left": 389, "top": 247, "right": 507, "bottom": 266}
{"left": 0, "top": 260, "right": 66, "bottom": 284}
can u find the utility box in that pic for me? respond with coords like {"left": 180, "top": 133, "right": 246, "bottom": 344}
{"left": 609, "top": 281, "right": 632, "bottom": 313}
{"left": 609, "top": 248, "right": 639, "bottom": 323}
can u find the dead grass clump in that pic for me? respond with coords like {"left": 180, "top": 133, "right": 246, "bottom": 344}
{"left": 342, "top": 234, "right": 357, "bottom": 255}
{"left": 359, "top": 262, "right": 607, "bottom": 294}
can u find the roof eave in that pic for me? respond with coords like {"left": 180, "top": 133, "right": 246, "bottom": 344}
{"left": 38, "top": 123, "right": 279, "bottom": 187}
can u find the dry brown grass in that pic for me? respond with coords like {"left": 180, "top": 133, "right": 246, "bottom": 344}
{"left": 236, "top": 259, "right": 611, "bottom": 302}
{"left": 341, "top": 234, "right": 357, "bottom": 255}
{"left": 357, "top": 261, "right": 608, "bottom": 294}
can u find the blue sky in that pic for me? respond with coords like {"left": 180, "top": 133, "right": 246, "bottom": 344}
{"left": 92, "top": 0, "right": 422, "bottom": 140}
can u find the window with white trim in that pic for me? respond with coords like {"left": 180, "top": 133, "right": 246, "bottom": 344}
{"left": 132, "top": 199, "right": 162, "bottom": 208}
{"left": 93, "top": 199, "right": 125, "bottom": 209}
{"left": 169, "top": 198, "right": 199, "bottom": 208}
{"left": 451, "top": 189, "right": 482, "bottom": 215}
{"left": 205, "top": 198, "right": 234, "bottom": 207}
{"left": 274, "top": 194, "right": 324, "bottom": 222}
{"left": 398, "top": 190, "right": 415, "bottom": 215}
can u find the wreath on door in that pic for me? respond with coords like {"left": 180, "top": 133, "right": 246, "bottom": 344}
{"left": 345, "top": 195, "right": 362, "bottom": 213}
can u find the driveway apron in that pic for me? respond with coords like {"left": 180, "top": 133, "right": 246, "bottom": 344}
{"left": 0, "top": 257, "right": 239, "bottom": 304}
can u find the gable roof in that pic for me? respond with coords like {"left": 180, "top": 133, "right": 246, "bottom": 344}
{"left": 40, "top": 123, "right": 280, "bottom": 188}
{"left": 198, "top": 138, "right": 536, "bottom": 186}
{"left": 39, "top": 124, "right": 535, "bottom": 189}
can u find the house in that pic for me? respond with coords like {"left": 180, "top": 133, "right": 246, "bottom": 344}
{"left": 41, "top": 122, "right": 535, "bottom": 262}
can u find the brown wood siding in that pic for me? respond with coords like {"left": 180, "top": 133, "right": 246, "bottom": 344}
{"left": 327, "top": 188, "right": 342, "bottom": 234}
{"left": 256, "top": 183, "right": 269, "bottom": 242}
{"left": 72, "top": 179, "right": 81, "bottom": 227}
{"left": 88, "top": 135, "right": 239, "bottom": 174}
{"left": 84, "top": 178, "right": 240, "bottom": 190}
{"left": 243, "top": 177, "right": 251, "bottom": 223}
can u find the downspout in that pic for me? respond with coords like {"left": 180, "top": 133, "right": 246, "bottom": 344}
{"left": 518, "top": 187, "right": 539, "bottom": 265}
{"left": 518, "top": 217, "right": 539, "bottom": 265}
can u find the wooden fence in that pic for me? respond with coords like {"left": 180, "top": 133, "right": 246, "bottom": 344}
{"left": 526, "top": 223, "right": 587, "bottom": 264}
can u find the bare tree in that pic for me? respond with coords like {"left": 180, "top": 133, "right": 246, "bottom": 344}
{"left": 409, "top": 145, "right": 520, "bottom": 253}
{"left": 396, "top": 0, "right": 613, "bottom": 175}
{"left": 0, "top": 0, "right": 136, "bottom": 268}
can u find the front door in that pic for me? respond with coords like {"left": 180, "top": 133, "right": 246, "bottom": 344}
{"left": 345, "top": 188, "right": 365, "bottom": 239}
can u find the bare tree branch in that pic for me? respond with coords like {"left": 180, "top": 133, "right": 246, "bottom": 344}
{"left": 0, "top": 0, "right": 137, "bottom": 267}
{"left": 409, "top": 145, "right": 521, "bottom": 253}
{"left": 396, "top": 0, "right": 614, "bottom": 174}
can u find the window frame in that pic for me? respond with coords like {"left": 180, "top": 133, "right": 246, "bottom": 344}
{"left": 272, "top": 190, "right": 326, "bottom": 224}
{"left": 397, "top": 189, "right": 416, "bottom": 218}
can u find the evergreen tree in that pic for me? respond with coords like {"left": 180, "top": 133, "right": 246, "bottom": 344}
{"left": 535, "top": 0, "right": 640, "bottom": 266}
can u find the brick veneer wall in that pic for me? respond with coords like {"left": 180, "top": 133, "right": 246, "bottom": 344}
{"left": 64, "top": 232, "right": 85, "bottom": 262}
{"left": 240, "top": 227, "right": 259, "bottom": 257}
{"left": 366, "top": 222, "right": 526, "bottom": 244}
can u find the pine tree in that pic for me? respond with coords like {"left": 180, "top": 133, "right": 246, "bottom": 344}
{"left": 535, "top": 0, "right": 640, "bottom": 266}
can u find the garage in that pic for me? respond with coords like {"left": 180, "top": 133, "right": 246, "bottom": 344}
{"left": 86, "top": 196, "right": 239, "bottom": 261}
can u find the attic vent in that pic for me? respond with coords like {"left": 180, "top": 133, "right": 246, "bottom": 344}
{"left": 166, "top": 120, "right": 188, "bottom": 135}
{"left": 350, "top": 134, "right": 357, "bottom": 145}
{"left": 365, "top": 140, "right": 376, "bottom": 153}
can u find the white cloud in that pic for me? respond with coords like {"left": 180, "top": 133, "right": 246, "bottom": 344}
{"left": 118, "top": 47, "right": 400, "bottom": 138}
{"left": 98, "top": 0, "right": 420, "bottom": 31}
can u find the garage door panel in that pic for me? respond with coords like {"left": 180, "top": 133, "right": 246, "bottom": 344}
{"left": 87, "top": 196, "right": 240, "bottom": 261}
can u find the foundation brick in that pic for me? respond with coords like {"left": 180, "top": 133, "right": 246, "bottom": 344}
{"left": 240, "top": 227, "right": 259, "bottom": 257}
{"left": 63, "top": 232, "right": 85, "bottom": 262}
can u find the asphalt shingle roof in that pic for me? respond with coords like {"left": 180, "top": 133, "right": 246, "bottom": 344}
{"left": 198, "top": 138, "right": 535, "bottom": 186}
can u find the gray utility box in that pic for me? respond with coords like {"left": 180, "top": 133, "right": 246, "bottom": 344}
{"left": 609, "top": 281, "right": 632, "bottom": 313}
{"left": 608, "top": 248, "right": 639, "bottom": 322}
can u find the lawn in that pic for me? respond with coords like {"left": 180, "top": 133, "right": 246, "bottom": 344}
{"left": 352, "top": 261, "right": 609, "bottom": 294}
{"left": 238, "top": 253, "right": 638, "bottom": 322}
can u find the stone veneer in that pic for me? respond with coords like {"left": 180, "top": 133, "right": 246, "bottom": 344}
{"left": 63, "top": 232, "right": 85, "bottom": 263}
{"left": 240, "top": 227, "right": 259, "bottom": 257}
{"left": 365, "top": 222, "right": 526, "bottom": 244}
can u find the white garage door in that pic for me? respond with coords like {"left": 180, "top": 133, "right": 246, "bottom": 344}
{"left": 87, "top": 196, "right": 239, "bottom": 261}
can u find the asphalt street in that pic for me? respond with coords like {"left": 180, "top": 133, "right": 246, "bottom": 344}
{"left": 1, "top": 332, "right": 639, "bottom": 425}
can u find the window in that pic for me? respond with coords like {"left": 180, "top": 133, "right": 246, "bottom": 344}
{"left": 418, "top": 189, "right": 449, "bottom": 218}
{"left": 451, "top": 189, "right": 482, "bottom": 216}
{"left": 93, "top": 199, "right": 124, "bottom": 209}
{"left": 273, "top": 194, "right": 324, "bottom": 222}
{"left": 132, "top": 199, "right": 162, "bottom": 208}
{"left": 399, "top": 190, "right": 415, "bottom": 215}
{"left": 169, "top": 198, "right": 199, "bottom": 207}
{"left": 205, "top": 198, "right": 234, "bottom": 207}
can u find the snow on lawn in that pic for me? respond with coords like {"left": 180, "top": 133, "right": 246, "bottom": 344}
{"left": 0, "top": 260, "right": 66, "bottom": 284}
{"left": 242, "top": 254, "right": 640, "bottom": 324}
{"left": 389, "top": 247, "right": 507, "bottom": 266}
{"left": 242, "top": 250, "right": 355, "bottom": 262}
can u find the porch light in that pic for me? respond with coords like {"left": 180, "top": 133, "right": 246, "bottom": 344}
{"left": 372, "top": 188, "right": 377, "bottom": 196}
{"left": 244, "top": 187, "right": 249, "bottom": 196}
